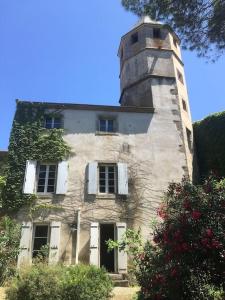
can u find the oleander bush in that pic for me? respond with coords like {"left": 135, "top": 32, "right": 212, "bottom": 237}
{"left": 6, "top": 264, "right": 113, "bottom": 300}
{"left": 109, "top": 176, "right": 225, "bottom": 300}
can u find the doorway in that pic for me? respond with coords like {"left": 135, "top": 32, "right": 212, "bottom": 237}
{"left": 100, "top": 224, "right": 115, "bottom": 272}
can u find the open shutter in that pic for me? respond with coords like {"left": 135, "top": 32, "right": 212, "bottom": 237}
{"left": 23, "top": 160, "right": 37, "bottom": 194}
{"left": 88, "top": 162, "right": 97, "bottom": 194}
{"left": 17, "top": 222, "right": 32, "bottom": 267}
{"left": 49, "top": 221, "right": 61, "bottom": 264}
{"left": 56, "top": 161, "right": 68, "bottom": 194}
{"left": 90, "top": 222, "right": 99, "bottom": 266}
{"left": 116, "top": 222, "right": 127, "bottom": 273}
{"left": 117, "top": 163, "right": 128, "bottom": 195}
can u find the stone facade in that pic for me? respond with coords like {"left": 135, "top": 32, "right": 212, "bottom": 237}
{"left": 16, "top": 17, "right": 194, "bottom": 273}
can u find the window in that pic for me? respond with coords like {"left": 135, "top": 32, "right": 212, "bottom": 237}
{"left": 177, "top": 69, "right": 184, "bottom": 84}
{"left": 173, "top": 38, "right": 177, "bottom": 48}
{"left": 99, "top": 119, "right": 114, "bottom": 132}
{"left": 99, "top": 165, "right": 116, "bottom": 194}
{"left": 37, "top": 164, "right": 57, "bottom": 193}
{"left": 45, "top": 116, "right": 61, "bottom": 129}
{"left": 131, "top": 32, "right": 138, "bottom": 44}
{"left": 153, "top": 28, "right": 161, "bottom": 39}
{"left": 186, "top": 128, "right": 192, "bottom": 151}
{"left": 32, "top": 225, "right": 49, "bottom": 258}
{"left": 182, "top": 99, "right": 187, "bottom": 111}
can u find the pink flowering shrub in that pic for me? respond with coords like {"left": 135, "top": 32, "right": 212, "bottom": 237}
{"left": 118, "top": 176, "right": 225, "bottom": 299}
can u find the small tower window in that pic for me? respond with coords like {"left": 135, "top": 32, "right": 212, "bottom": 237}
{"left": 182, "top": 99, "right": 187, "bottom": 111}
{"left": 153, "top": 28, "right": 161, "bottom": 39}
{"left": 131, "top": 32, "right": 138, "bottom": 44}
{"left": 173, "top": 38, "right": 177, "bottom": 48}
{"left": 177, "top": 69, "right": 184, "bottom": 84}
{"left": 186, "top": 128, "right": 192, "bottom": 151}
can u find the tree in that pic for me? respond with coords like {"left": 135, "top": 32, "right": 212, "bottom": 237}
{"left": 109, "top": 176, "right": 225, "bottom": 299}
{"left": 121, "top": 0, "right": 225, "bottom": 59}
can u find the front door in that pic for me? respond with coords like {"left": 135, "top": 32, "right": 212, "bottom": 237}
{"left": 100, "top": 224, "right": 115, "bottom": 272}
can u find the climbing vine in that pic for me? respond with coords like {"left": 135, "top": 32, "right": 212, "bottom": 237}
{"left": 2, "top": 101, "right": 71, "bottom": 211}
{"left": 193, "top": 111, "right": 225, "bottom": 180}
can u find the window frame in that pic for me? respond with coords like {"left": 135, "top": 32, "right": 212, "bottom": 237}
{"left": 98, "top": 164, "right": 117, "bottom": 194}
{"left": 153, "top": 28, "right": 161, "bottom": 39}
{"left": 44, "top": 116, "right": 62, "bottom": 129}
{"left": 36, "top": 163, "right": 57, "bottom": 194}
{"left": 32, "top": 224, "right": 50, "bottom": 259}
{"left": 98, "top": 118, "right": 115, "bottom": 133}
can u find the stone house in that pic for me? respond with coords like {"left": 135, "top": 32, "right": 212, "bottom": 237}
{"left": 16, "top": 16, "right": 194, "bottom": 274}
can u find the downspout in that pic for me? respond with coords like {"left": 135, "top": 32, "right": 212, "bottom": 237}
{"left": 75, "top": 208, "right": 81, "bottom": 264}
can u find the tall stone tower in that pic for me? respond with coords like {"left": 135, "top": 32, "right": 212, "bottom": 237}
{"left": 118, "top": 16, "right": 193, "bottom": 178}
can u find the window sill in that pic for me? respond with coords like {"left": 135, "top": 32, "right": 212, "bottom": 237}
{"left": 96, "top": 194, "right": 116, "bottom": 200}
{"left": 95, "top": 131, "right": 118, "bottom": 136}
{"left": 37, "top": 193, "right": 54, "bottom": 199}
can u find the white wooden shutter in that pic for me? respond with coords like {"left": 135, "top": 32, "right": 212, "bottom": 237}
{"left": 56, "top": 161, "right": 68, "bottom": 194}
{"left": 23, "top": 160, "right": 37, "bottom": 194}
{"left": 117, "top": 163, "right": 128, "bottom": 195}
{"left": 88, "top": 162, "right": 98, "bottom": 194}
{"left": 90, "top": 222, "right": 99, "bottom": 266}
{"left": 17, "top": 222, "right": 32, "bottom": 267}
{"left": 116, "top": 222, "right": 127, "bottom": 273}
{"left": 49, "top": 221, "right": 61, "bottom": 264}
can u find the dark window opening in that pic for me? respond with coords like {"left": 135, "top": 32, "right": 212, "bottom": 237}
{"left": 131, "top": 32, "right": 138, "bottom": 44}
{"left": 32, "top": 225, "right": 49, "bottom": 258}
{"left": 177, "top": 69, "right": 184, "bottom": 84}
{"left": 99, "top": 119, "right": 114, "bottom": 132}
{"left": 186, "top": 128, "right": 192, "bottom": 151}
{"left": 153, "top": 28, "right": 161, "bottom": 39}
{"left": 100, "top": 224, "right": 115, "bottom": 272}
{"left": 182, "top": 99, "right": 187, "bottom": 111}
{"left": 173, "top": 38, "right": 177, "bottom": 48}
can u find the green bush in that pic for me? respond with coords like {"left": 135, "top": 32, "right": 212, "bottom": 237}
{"left": 6, "top": 264, "right": 113, "bottom": 300}
{"left": 0, "top": 216, "right": 20, "bottom": 285}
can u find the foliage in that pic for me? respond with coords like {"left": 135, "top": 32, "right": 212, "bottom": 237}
{"left": 6, "top": 264, "right": 113, "bottom": 300}
{"left": 121, "top": 0, "right": 225, "bottom": 60}
{"left": 0, "top": 176, "right": 6, "bottom": 206}
{"left": 110, "top": 176, "right": 225, "bottom": 299}
{"left": 193, "top": 111, "right": 225, "bottom": 180}
{"left": 0, "top": 216, "right": 21, "bottom": 286}
{"left": 2, "top": 101, "right": 70, "bottom": 211}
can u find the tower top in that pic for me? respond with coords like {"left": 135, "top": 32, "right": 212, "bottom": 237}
{"left": 133, "top": 15, "right": 162, "bottom": 29}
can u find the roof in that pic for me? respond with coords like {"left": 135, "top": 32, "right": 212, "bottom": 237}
{"left": 16, "top": 100, "right": 154, "bottom": 114}
{"left": 133, "top": 15, "right": 162, "bottom": 28}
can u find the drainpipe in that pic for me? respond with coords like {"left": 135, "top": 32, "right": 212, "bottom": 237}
{"left": 75, "top": 208, "right": 81, "bottom": 265}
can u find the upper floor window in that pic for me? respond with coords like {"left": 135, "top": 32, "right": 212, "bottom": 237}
{"left": 131, "top": 32, "right": 138, "bottom": 44}
{"left": 153, "top": 28, "right": 161, "bottom": 39}
{"left": 37, "top": 164, "right": 57, "bottom": 193}
{"left": 99, "top": 119, "right": 114, "bottom": 133}
{"left": 182, "top": 99, "right": 187, "bottom": 111}
{"left": 177, "top": 69, "right": 184, "bottom": 84}
{"left": 45, "top": 116, "right": 62, "bottom": 129}
{"left": 186, "top": 128, "right": 192, "bottom": 151}
{"left": 32, "top": 225, "right": 49, "bottom": 258}
{"left": 173, "top": 38, "right": 177, "bottom": 48}
{"left": 99, "top": 165, "right": 116, "bottom": 194}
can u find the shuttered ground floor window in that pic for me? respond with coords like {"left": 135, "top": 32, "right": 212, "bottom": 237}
{"left": 32, "top": 225, "right": 49, "bottom": 258}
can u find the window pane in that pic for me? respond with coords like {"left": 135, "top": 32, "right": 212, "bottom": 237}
{"left": 45, "top": 117, "right": 52, "bottom": 129}
{"left": 40, "top": 165, "right": 47, "bottom": 172}
{"left": 48, "top": 179, "right": 55, "bottom": 186}
{"left": 48, "top": 172, "right": 56, "bottom": 179}
{"left": 37, "top": 186, "right": 45, "bottom": 193}
{"left": 47, "top": 185, "right": 55, "bottom": 193}
{"left": 53, "top": 118, "right": 61, "bottom": 129}
{"left": 49, "top": 165, "right": 56, "bottom": 172}
{"left": 99, "top": 120, "right": 106, "bottom": 131}
{"left": 38, "top": 179, "right": 45, "bottom": 186}
{"left": 108, "top": 186, "right": 115, "bottom": 193}
{"left": 100, "top": 186, "right": 106, "bottom": 193}
{"left": 108, "top": 166, "right": 114, "bottom": 173}
{"left": 35, "top": 225, "right": 48, "bottom": 237}
{"left": 107, "top": 120, "right": 114, "bottom": 132}
{"left": 99, "top": 166, "right": 106, "bottom": 173}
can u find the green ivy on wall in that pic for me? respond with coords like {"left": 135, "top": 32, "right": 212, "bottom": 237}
{"left": 193, "top": 111, "right": 225, "bottom": 179}
{"left": 2, "top": 101, "right": 71, "bottom": 211}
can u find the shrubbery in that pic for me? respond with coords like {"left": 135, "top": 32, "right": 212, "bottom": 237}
{"left": 110, "top": 176, "right": 225, "bottom": 299}
{"left": 6, "top": 264, "right": 113, "bottom": 300}
{"left": 0, "top": 216, "right": 20, "bottom": 285}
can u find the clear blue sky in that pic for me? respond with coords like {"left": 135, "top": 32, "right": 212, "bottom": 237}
{"left": 0, "top": 1, "right": 225, "bottom": 150}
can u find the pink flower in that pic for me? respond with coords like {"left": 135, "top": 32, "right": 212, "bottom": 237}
{"left": 206, "top": 229, "right": 213, "bottom": 238}
{"left": 192, "top": 210, "right": 201, "bottom": 220}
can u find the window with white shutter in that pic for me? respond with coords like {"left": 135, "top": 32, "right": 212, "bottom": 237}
{"left": 88, "top": 162, "right": 98, "bottom": 194}
{"left": 116, "top": 222, "right": 127, "bottom": 273}
{"left": 56, "top": 161, "right": 68, "bottom": 194}
{"left": 49, "top": 221, "right": 61, "bottom": 264}
{"left": 17, "top": 222, "right": 33, "bottom": 267}
{"left": 117, "top": 163, "right": 128, "bottom": 195}
{"left": 23, "top": 160, "right": 37, "bottom": 194}
{"left": 90, "top": 222, "right": 99, "bottom": 266}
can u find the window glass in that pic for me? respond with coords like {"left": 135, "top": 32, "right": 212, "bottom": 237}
{"left": 131, "top": 32, "right": 138, "bottom": 44}
{"left": 99, "top": 119, "right": 107, "bottom": 132}
{"left": 153, "top": 28, "right": 161, "bottom": 39}
{"left": 44, "top": 117, "right": 61, "bottom": 129}
{"left": 32, "top": 225, "right": 49, "bottom": 258}
{"left": 37, "top": 164, "right": 57, "bottom": 193}
{"left": 99, "top": 119, "right": 114, "bottom": 132}
{"left": 98, "top": 165, "right": 116, "bottom": 194}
